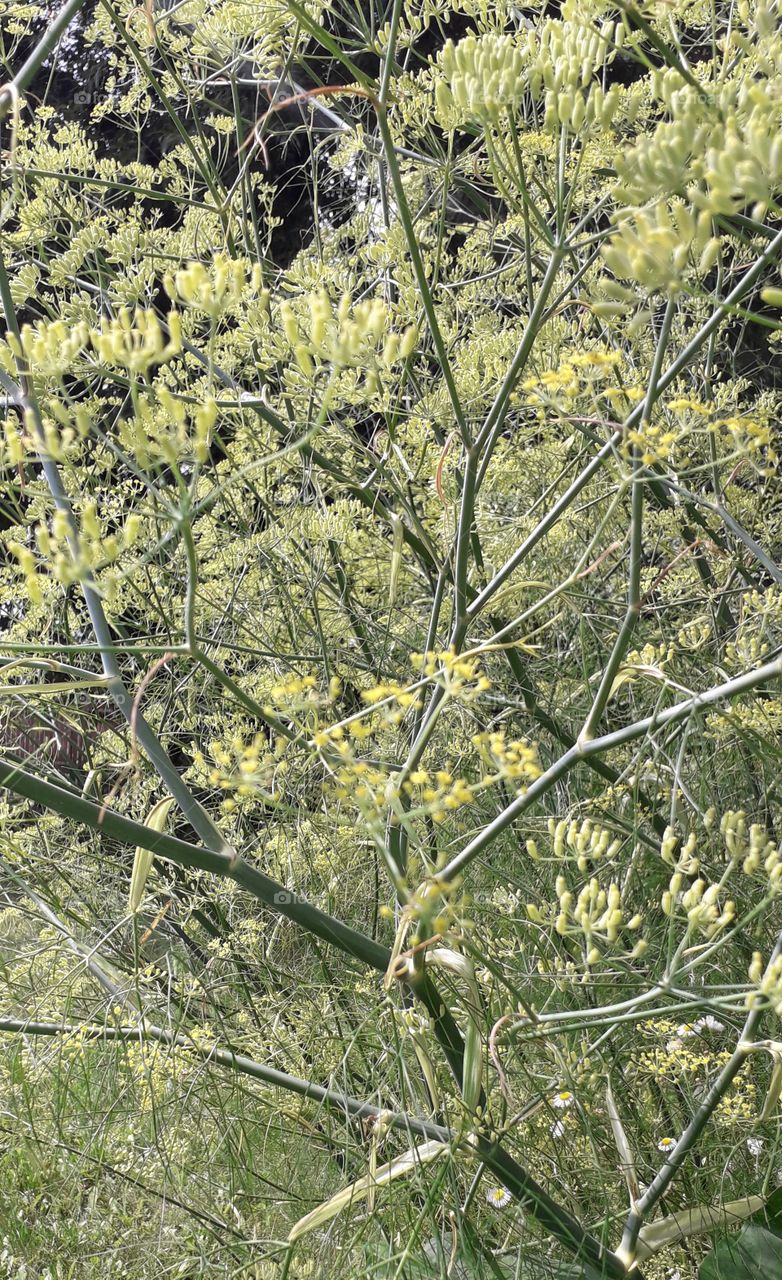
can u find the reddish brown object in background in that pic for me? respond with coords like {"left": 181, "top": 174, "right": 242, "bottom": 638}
{"left": 0, "top": 706, "right": 123, "bottom": 774}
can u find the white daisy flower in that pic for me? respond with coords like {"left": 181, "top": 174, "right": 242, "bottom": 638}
{"left": 666, "top": 1038, "right": 683, "bottom": 1053}
{"left": 696, "top": 1015, "right": 725, "bottom": 1033}
{"left": 677, "top": 1016, "right": 725, "bottom": 1039}
{"left": 657, "top": 1136, "right": 676, "bottom": 1153}
{"left": 747, "top": 1137, "right": 764, "bottom": 1157}
{"left": 550, "top": 1120, "right": 567, "bottom": 1139}
{"left": 553, "top": 1090, "right": 574, "bottom": 1109}
{"left": 486, "top": 1186, "right": 511, "bottom": 1209}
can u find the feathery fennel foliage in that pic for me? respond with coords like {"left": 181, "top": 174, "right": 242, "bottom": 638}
{"left": 1, "top": 0, "right": 782, "bottom": 1276}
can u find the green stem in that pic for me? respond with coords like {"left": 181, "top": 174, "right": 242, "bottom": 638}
{"left": 0, "top": 0, "right": 88, "bottom": 111}
{"left": 468, "top": 224, "right": 782, "bottom": 618}
{"left": 0, "top": 755, "right": 390, "bottom": 971}
{"left": 618, "top": 926, "right": 782, "bottom": 1267}
{"left": 438, "top": 652, "right": 782, "bottom": 883}
{"left": 375, "top": 106, "right": 470, "bottom": 448}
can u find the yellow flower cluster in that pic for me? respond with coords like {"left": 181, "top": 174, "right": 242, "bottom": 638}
{"left": 623, "top": 393, "right": 775, "bottom": 468}
{"left": 332, "top": 752, "right": 477, "bottom": 825}
{"left": 716, "top": 412, "right": 776, "bottom": 469}
{"left": 360, "top": 678, "right": 423, "bottom": 713}
{"left": 635, "top": 1024, "right": 744, "bottom": 1110}
{"left": 625, "top": 421, "right": 678, "bottom": 465}
{"left": 472, "top": 731, "right": 542, "bottom": 786}
{"left": 715, "top": 1069, "right": 757, "bottom": 1124}
{"left": 660, "top": 826, "right": 698, "bottom": 869}
{"left": 521, "top": 350, "right": 629, "bottom": 413}
{"left": 332, "top": 754, "right": 388, "bottom": 810}
{"left": 263, "top": 671, "right": 342, "bottom": 722}
{"left": 411, "top": 647, "right": 492, "bottom": 701}
{"left": 121, "top": 1036, "right": 213, "bottom": 1111}
{"left": 192, "top": 733, "right": 287, "bottom": 811}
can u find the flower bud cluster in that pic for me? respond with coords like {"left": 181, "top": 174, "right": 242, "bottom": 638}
{"left": 530, "top": 16, "right": 624, "bottom": 132}
{"left": 541, "top": 82, "right": 623, "bottom": 132}
{"left": 91, "top": 307, "right": 182, "bottom": 374}
{"left": 725, "top": 587, "right": 781, "bottom": 666}
{"left": 726, "top": 633, "right": 769, "bottom": 666}
{"left": 722, "top": 810, "right": 782, "bottom": 883}
{"left": 548, "top": 815, "right": 622, "bottom": 873}
{"left": 601, "top": 202, "right": 715, "bottom": 294}
{"left": 747, "top": 952, "right": 782, "bottom": 1013}
{"left": 6, "top": 537, "right": 45, "bottom": 606}
{"left": 617, "top": 56, "right": 782, "bottom": 217}
{"left": 721, "top": 809, "right": 748, "bottom": 861}
{"left": 121, "top": 388, "right": 218, "bottom": 467}
{"left": 530, "top": 874, "right": 642, "bottom": 961}
{"left": 7, "top": 499, "right": 142, "bottom": 603}
{"left": 694, "top": 105, "right": 782, "bottom": 220}
{"left": 661, "top": 869, "right": 735, "bottom": 938}
{"left": 615, "top": 91, "right": 709, "bottom": 207}
{"left": 1, "top": 405, "right": 90, "bottom": 468}
{"left": 163, "top": 254, "right": 263, "bottom": 319}
{"left": 660, "top": 826, "right": 698, "bottom": 869}
{"left": 676, "top": 619, "right": 712, "bottom": 651}
{"left": 5, "top": 319, "right": 90, "bottom": 377}
{"left": 434, "top": 34, "right": 528, "bottom": 128}
{"left": 433, "top": 17, "right": 625, "bottom": 131}
{"left": 278, "top": 290, "right": 417, "bottom": 380}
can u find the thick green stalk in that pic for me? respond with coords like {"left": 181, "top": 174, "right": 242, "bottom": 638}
{"left": 0, "top": 755, "right": 391, "bottom": 970}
